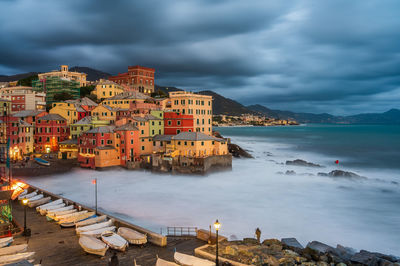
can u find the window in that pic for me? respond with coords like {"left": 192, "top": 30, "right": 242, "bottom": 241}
{"left": 168, "top": 121, "right": 172, "bottom": 126}
{"left": 141, "top": 146, "right": 144, "bottom": 150}
{"left": 201, "top": 141, "right": 204, "bottom": 146}
{"left": 131, "top": 139, "right": 133, "bottom": 144}
{"left": 178, "top": 141, "right": 181, "bottom": 145}
{"left": 177, "top": 120, "right": 181, "bottom": 126}
{"left": 184, "top": 141, "right": 187, "bottom": 146}
{"left": 177, "top": 130, "right": 180, "bottom": 134}
{"left": 191, "top": 142, "right": 194, "bottom": 146}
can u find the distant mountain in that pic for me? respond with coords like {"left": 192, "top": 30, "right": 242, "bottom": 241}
{"left": 0, "top": 72, "right": 40, "bottom": 82}
{"left": 70, "top": 66, "right": 111, "bottom": 81}
{"left": 154, "top": 85, "right": 183, "bottom": 94}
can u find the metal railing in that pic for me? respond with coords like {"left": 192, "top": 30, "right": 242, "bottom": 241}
{"left": 166, "top": 226, "right": 197, "bottom": 237}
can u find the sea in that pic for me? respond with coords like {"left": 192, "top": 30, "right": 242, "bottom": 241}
{"left": 22, "top": 124, "right": 400, "bottom": 255}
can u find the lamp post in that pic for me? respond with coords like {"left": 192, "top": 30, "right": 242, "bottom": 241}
{"left": 22, "top": 198, "right": 31, "bottom": 237}
{"left": 214, "top": 219, "right": 221, "bottom": 266}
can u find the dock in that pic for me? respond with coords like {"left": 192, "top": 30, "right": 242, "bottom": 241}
{"left": 11, "top": 199, "right": 206, "bottom": 265}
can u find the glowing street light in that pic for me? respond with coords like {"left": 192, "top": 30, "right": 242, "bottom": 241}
{"left": 214, "top": 219, "right": 221, "bottom": 266}
{"left": 22, "top": 198, "right": 31, "bottom": 236}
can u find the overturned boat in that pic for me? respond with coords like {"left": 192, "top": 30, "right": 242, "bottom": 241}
{"left": 36, "top": 198, "right": 63, "bottom": 212}
{"left": 79, "top": 235, "right": 108, "bottom": 257}
{"left": 76, "top": 219, "right": 114, "bottom": 235}
{"left": 28, "top": 196, "right": 50, "bottom": 208}
{"left": 117, "top": 227, "right": 147, "bottom": 245}
{"left": 0, "top": 252, "right": 35, "bottom": 265}
{"left": 80, "top": 226, "right": 116, "bottom": 238}
{"left": 0, "top": 244, "right": 28, "bottom": 256}
{"left": 0, "top": 237, "right": 13, "bottom": 248}
{"left": 101, "top": 231, "right": 128, "bottom": 252}
{"left": 174, "top": 251, "right": 215, "bottom": 266}
{"left": 76, "top": 215, "right": 107, "bottom": 228}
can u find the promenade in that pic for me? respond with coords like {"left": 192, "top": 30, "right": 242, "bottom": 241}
{"left": 11, "top": 200, "right": 205, "bottom": 265}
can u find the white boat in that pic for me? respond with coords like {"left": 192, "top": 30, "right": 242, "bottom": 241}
{"left": 39, "top": 203, "right": 66, "bottom": 215}
{"left": 26, "top": 194, "right": 43, "bottom": 202}
{"left": 174, "top": 252, "right": 215, "bottom": 266}
{"left": 36, "top": 198, "right": 63, "bottom": 212}
{"left": 28, "top": 196, "right": 50, "bottom": 208}
{"left": 79, "top": 235, "right": 108, "bottom": 256}
{"left": 76, "top": 219, "right": 114, "bottom": 234}
{"left": 0, "top": 237, "right": 13, "bottom": 248}
{"left": 156, "top": 256, "right": 179, "bottom": 266}
{"left": 80, "top": 226, "right": 116, "bottom": 238}
{"left": 19, "top": 190, "right": 37, "bottom": 200}
{"left": 76, "top": 215, "right": 107, "bottom": 228}
{"left": 58, "top": 212, "right": 94, "bottom": 224}
{"left": 47, "top": 207, "right": 75, "bottom": 217}
{"left": 60, "top": 213, "right": 96, "bottom": 228}
{"left": 117, "top": 227, "right": 147, "bottom": 245}
{"left": 0, "top": 244, "right": 28, "bottom": 256}
{"left": 54, "top": 210, "right": 88, "bottom": 222}
{"left": 46, "top": 209, "right": 77, "bottom": 221}
{"left": 101, "top": 231, "right": 128, "bottom": 252}
{"left": 0, "top": 251, "right": 35, "bottom": 264}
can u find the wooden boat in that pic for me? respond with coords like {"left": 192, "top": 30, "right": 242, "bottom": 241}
{"left": 26, "top": 193, "right": 43, "bottom": 202}
{"left": 44, "top": 205, "right": 72, "bottom": 215}
{"left": 76, "top": 219, "right": 114, "bottom": 234}
{"left": 156, "top": 256, "right": 179, "bottom": 266}
{"left": 46, "top": 209, "right": 77, "bottom": 221}
{"left": 174, "top": 252, "right": 214, "bottom": 266}
{"left": 58, "top": 211, "right": 94, "bottom": 224}
{"left": 60, "top": 213, "right": 96, "bottom": 228}
{"left": 34, "top": 157, "right": 50, "bottom": 166}
{"left": 47, "top": 207, "right": 75, "bottom": 217}
{"left": 0, "top": 252, "right": 35, "bottom": 264}
{"left": 117, "top": 227, "right": 147, "bottom": 245}
{"left": 0, "top": 237, "right": 13, "bottom": 248}
{"left": 39, "top": 203, "right": 66, "bottom": 215}
{"left": 80, "top": 226, "right": 116, "bottom": 238}
{"left": 76, "top": 215, "right": 107, "bottom": 228}
{"left": 36, "top": 198, "right": 63, "bottom": 212}
{"left": 18, "top": 190, "right": 37, "bottom": 200}
{"left": 28, "top": 196, "right": 50, "bottom": 208}
{"left": 54, "top": 210, "right": 88, "bottom": 222}
{"left": 79, "top": 235, "right": 108, "bottom": 256}
{"left": 101, "top": 231, "right": 128, "bottom": 252}
{"left": 0, "top": 244, "right": 28, "bottom": 256}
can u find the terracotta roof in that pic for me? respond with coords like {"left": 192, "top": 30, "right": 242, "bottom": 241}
{"left": 12, "top": 110, "right": 46, "bottom": 118}
{"left": 172, "top": 132, "right": 224, "bottom": 142}
{"left": 38, "top": 114, "right": 66, "bottom": 121}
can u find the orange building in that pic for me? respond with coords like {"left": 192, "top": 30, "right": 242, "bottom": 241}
{"left": 108, "top": 66, "right": 155, "bottom": 94}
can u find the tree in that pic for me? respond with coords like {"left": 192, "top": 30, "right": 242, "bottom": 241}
{"left": 80, "top": 85, "right": 95, "bottom": 98}
{"left": 151, "top": 89, "right": 168, "bottom": 98}
{"left": 53, "top": 92, "right": 74, "bottom": 102}
{"left": 17, "top": 74, "right": 38, "bottom": 87}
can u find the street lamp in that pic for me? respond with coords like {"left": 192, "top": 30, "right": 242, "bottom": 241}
{"left": 214, "top": 219, "right": 221, "bottom": 266}
{"left": 22, "top": 198, "right": 31, "bottom": 237}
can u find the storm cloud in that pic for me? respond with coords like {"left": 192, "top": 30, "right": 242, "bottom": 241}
{"left": 1, "top": 0, "right": 399, "bottom": 114}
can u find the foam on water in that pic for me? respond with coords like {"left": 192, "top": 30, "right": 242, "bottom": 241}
{"left": 22, "top": 128, "right": 400, "bottom": 255}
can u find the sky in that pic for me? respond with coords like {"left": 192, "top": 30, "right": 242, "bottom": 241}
{"left": 0, "top": 0, "right": 399, "bottom": 115}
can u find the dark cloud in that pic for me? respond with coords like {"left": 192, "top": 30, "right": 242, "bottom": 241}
{"left": 0, "top": 0, "right": 399, "bottom": 114}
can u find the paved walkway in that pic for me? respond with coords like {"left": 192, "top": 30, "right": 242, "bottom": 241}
{"left": 12, "top": 200, "right": 205, "bottom": 266}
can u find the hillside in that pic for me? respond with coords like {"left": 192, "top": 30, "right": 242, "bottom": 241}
{"left": 70, "top": 66, "right": 111, "bottom": 81}
{"left": 0, "top": 72, "right": 40, "bottom": 82}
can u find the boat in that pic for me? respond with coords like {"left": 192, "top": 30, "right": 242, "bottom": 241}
{"left": 0, "top": 237, "right": 13, "bottom": 248}
{"left": 39, "top": 203, "right": 66, "bottom": 215}
{"left": 46, "top": 205, "right": 73, "bottom": 216}
{"left": 18, "top": 190, "right": 37, "bottom": 200}
{"left": 0, "top": 244, "right": 28, "bottom": 256}
{"left": 36, "top": 198, "right": 63, "bottom": 212}
{"left": 80, "top": 226, "right": 116, "bottom": 238}
{"left": 60, "top": 213, "right": 97, "bottom": 228}
{"left": 156, "top": 256, "right": 179, "bottom": 266}
{"left": 76, "top": 215, "right": 107, "bottom": 228}
{"left": 76, "top": 219, "right": 114, "bottom": 235}
{"left": 26, "top": 193, "right": 43, "bottom": 202}
{"left": 54, "top": 210, "right": 88, "bottom": 222}
{"left": 79, "top": 235, "right": 108, "bottom": 256}
{"left": 58, "top": 211, "right": 94, "bottom": 224}
{"left": 34, "top": 157, "right": 50, "bottom": 166}
{"left": 0, "top": 252, "right": 35, "bottom": 265}
{"left": 28, "top": 196, "right": 50, "bottom": 208}
{"left": 117, "top": 227, "right": 147, "bottom": 245}
{"left": 46, "top": 209, "right": 77, "bottom": 221}
{"left": 101, "top": 231, "right": 128, "bottom": 252}
{"left": 174, "top": 252, "right": 214, "bottom": 266}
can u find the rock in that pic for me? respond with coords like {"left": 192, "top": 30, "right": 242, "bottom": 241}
{"left": 228, "top": 143, "right": 254, "bottom": 158}
{"left": 334, "top": 244, "right": 356, "bottom": 261}
{"left": 281, "top": 237, "right": 304, "bottom": 249}
{"left": 262, "top": 255, "right": 279, "bottom": 266}
{"left": 316, "top": 262, "right": 329, "bottom": 266}
{"left": 285, "top": 170, "right": 296, "bottom": 175}
{"left": 243, "top": 238, "right": 259, "bottom": 245}
{"left": 286, "top": 159, "right": 322, "bottom": 167}
{"left": 302, "top": 247, "right": 321, "bottom": 261}
{"left": 283, "top": 249, "right": 300, "bottom": 257}
{"left": 318, "top": 172, "right": 329, "bottom": 177}
{"left": 224, "top": 245, "right": 239, "bottom": 256}
{"left": 327, "top": 170, "right": 366, "bottom": 179}
{"left": 306, "top": 241, "right": 335, "bottom": 254}
{"left": 262, "top": 239, "right": 281, "bottom": 246}
{"left": 269, "top": 244, "right": 283, "bottom": 253}
{"left": 351, "top": 250, "right": 399, "bottom": 265}
{"left": 238, "top": 249, "right": 253, "bottom": 257}
{"left": 276, "top": 171, "right": 284, "bottom": 175}
{"left": 278, "top": 257, "right": 296, "bottom": 265}
{"left": 336, "top": 263, "right": 347, "bottom": 266}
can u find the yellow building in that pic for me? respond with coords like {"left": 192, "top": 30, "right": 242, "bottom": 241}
{"left": 49, "top": 102, "right": 80, "bottom": 125}
{"left": 132, "top": 117, "right": 153, "bottom": 155}
{"left": 169, "top": 91, "right": 213, "bottom": 135}
{"left": 58, "top": 139, "right": 78, "bottom": 159}
{"left": 101, "top": 91, "right": 151, "bottom": 109}
{"left": 38, "top": 65, "right": 87, "bottom": 87}
{"left": 92, "top": 79, "right": 124, "bottom": 101}
{"left": 70, "top": 116, "right": 110, "bottom": 139}
{"left": 91, "top": 105, "right": 117, "bottom": 124}
{"left": 94, "top": 146, "right": 120, "bottom": 168}
{"left": 153, "top": 132, "right": 228, "bottom": 157}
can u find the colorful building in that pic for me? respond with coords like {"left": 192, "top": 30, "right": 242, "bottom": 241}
{"left": 34, "top": 114, "right": 69, "bottom": 153}
{"left": 0, "top": 86, "right": 46, "bottom": 113}
{"left": 132, "top": 117, "right": 153, "bottom": 155}
{"left": 114, "top": 123, "right": 140, "bottom": 166}
{"left": 70, "top": 116, "right": 110, "bottom": 139}
{"left": 100, "top": 91, "right": 152, "bottom": 109}
{"left": 92, "top": 79, "right": 124, "bottom": 101}
{"left": 169, "top": 91, "right": 213, "bottom": 135}
{"left": 38, "top": 65, "right": 87, "bottom": 87}
{"left": 32, "top": 76, "right": 80, "bottom": 105}
{"left": 91, "top": 105, "right": 117, "bottom": 124}
{"left": 49, "top": 102, "right": 81, "bottom": 125}
{"left": 164, "top": 111, "right": 194, "bottom": 135}
{"left": 108, "top": 65, "right": 155, "bottom": 94}
{"left": 6, "top": 117, "right": 34, "bottom": 160}
{"left": 58, "top": 139, "right": 78, "bottom": 159}
{"left": 146, "top": 113, "right": 163, "bottom": 136}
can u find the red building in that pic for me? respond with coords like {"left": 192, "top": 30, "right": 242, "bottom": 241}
{"left": 108, "top": 66, "right": 155, "bottom": 94}
{"left": 164, "top": 112, "right": 194, "bottom": 135}
{"left": 115, "top": 123, "right": 140, "bottom": 166}
{"left": 34, "top": 114, "right": 69, "bottom": 153}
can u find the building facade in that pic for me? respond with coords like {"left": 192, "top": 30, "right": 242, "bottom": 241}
{"left": 34, "top": 114, "right": 69, "bottom": 153}
{"left": 38, "top": 65, "right": 87, "bottom": 87}
{"left": 32, "top": 76, "right": 80, "bottom": 105}
{"left": 92, "top": 79, "right": 124, "bottom": 101}
{"left": 0, "top": 86, "right": 46, "bottom": 113}
{"left": 163, "top": 111, "right": 194, "bottom": 135}
{"left": 108, "top": 66, "right": 155, "bottom": 94}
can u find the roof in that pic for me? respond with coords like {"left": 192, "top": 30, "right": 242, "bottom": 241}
{"left": 153, "top": 135, "right": 173, "bottom": 141}
{"left": 85, "top": 126, "right": 115, "bottom": 134}
{"left": 75, "top": 104, "right": 86, "bottom": 113}
{"left": 172, "top": 132, "right": 224, "bottom": 142}
{"left": 74, "top": 116, "right": 92, "bottom": 125}
{"left": 144, "top": 114, "right": 161, "bottom": 120}
{"left": 64, "top": 97, "right": 98, "bottom": 107}
{"left": 19, "top": 120, "right": 33, "bottom": 127}
{"left": 106, "top": 91, "right": 151, "bottom": 101}
{"left": 95, "top": 79, "right": 121, "bottom": 87}
{"left": 131, "top": 116, "right": 147, "bottom": 122}
{"left": 101, "top": 105, "right": 117, "bottom": 112}
{"left": 38, "top": 114, "right": 66, "bottom": 121}
{"left": 59, "top": 139, "right": 78, "bottom": 145}
{"left": 114, "top": 123, "right": 139, "bottom": 131}
{"left": 96, "top": 145, "right": 116, "bottom": 150}
{"left": 12, "top": 110, "right": 45, "bottom": 118}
